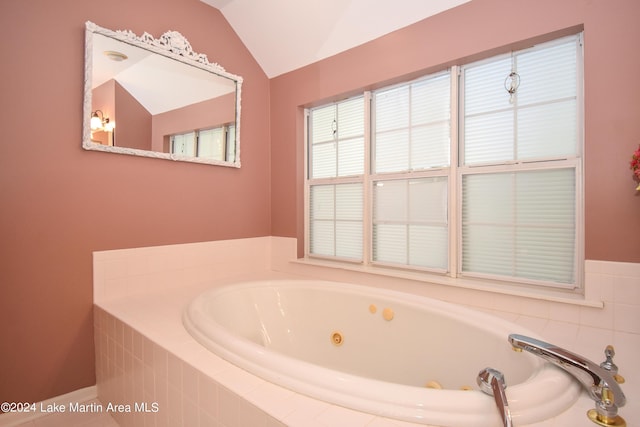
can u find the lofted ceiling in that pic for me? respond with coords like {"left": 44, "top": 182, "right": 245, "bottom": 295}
{"left": 201, "top": 0, "right": 472, "bottom": 78}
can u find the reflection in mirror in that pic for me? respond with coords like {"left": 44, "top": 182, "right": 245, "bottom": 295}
{"left": 83, "top": 21, "right": 242, "bottom": 167}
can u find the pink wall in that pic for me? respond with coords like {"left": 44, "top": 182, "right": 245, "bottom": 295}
{"left": 269, "top": 0, "right": 640, "bottom": 263}
{"left": 0, "top": 0, "right": 270, "bottom": 404}
{"left": 114, "top": 81, "right": 152, "bottom": 150}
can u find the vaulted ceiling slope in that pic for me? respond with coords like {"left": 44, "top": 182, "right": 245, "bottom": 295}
{"left": 201, "top": 0, "right": 472, "bottom": 78}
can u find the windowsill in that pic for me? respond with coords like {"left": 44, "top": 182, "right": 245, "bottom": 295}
{"left": 290, "top": 257, "right": 604, "bottom": 308}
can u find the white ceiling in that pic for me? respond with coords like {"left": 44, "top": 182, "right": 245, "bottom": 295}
{"left": 92, "top": 33, "right": 236, "bottom": 115}
{"left": 201, "top": 0, "right": 472, "bottom": 78}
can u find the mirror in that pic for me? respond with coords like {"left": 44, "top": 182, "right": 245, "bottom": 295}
{"left": 83, "top": 21, "right": 242, "bottom": 167}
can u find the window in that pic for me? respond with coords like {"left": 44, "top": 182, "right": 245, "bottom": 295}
{"left": 305, "top": 33, "right": 583, "bottom": 289}
{"left": 170, "top": 124, "right": 236, "bottom": 161}
{"left": 307, "top": 97, "right": 365, "bottom": 260}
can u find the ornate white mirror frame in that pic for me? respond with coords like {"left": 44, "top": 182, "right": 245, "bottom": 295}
{"left": 83, "top": 21, "right": 243, "bottom": 167}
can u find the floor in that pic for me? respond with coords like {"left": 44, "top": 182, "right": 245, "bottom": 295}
{"left": 11, "top": 399, "right": 119, "bottom": 427}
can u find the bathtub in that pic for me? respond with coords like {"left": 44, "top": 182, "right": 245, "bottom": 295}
{"left": 183, "top": 280, "right": 581, "bottom": 426}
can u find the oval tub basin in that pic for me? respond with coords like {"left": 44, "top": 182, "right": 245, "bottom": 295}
{"left": 183, "top": 280, "right": 580, "bottom": 426}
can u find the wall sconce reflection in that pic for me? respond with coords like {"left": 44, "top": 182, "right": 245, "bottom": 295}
{"left": 90, "top": 110, "right": 114, "bottom": 132}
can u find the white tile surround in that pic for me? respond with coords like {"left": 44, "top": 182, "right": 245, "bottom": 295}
{"left": 89, "top": 236, "right": 639, "bottom": 427}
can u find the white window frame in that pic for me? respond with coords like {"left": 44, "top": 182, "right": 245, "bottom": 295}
{"left": 304, "top": 33, "right": 584, "bottom": 292}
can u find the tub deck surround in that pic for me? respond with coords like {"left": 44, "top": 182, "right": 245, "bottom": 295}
{"left": 92, "top": 237, "right": 639, "bottom": 427}
{"left": 183, "top": 280, "right": 580, "bottom": 426}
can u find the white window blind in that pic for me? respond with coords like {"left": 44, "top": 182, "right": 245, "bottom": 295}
{"left": 371, "top": 73, "right": 451, "bottom": 270}
{"left": 308, "top": 97, "right": 365, "bottom": 260}
{"left": 462, "top": 36, "right": 579, "bottom": 164}
{"left": 171, "top": 131, "right": 196, "bottom": 156}
{"left": 309, "top": 183, "right": 363, "bottom": 259}
{"left": 460, "top": 34, "right": 581, "bottom": 286}
{"left": 373, "top": 177, "right": 448, "bottom": 269}
{"left": 310, "top": 97, "right": 364, "bottom": 179}
{"left": 374, "top": 74, "right": 450, "bottom": 173}
{"left": 198, "top": 127, "right": 225, "bottom": 159}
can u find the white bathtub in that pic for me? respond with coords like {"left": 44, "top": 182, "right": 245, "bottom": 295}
{"left": 183, "top": 280, "right": 581, "bottom": 426}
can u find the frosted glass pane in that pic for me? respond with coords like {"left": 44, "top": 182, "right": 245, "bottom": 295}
{"left": 462, "top": 225, "right": 514, "bottom": 276}
{"left": 373, "top": 180, "right": 407, "bottom": 222}
{"left": 462, "top": 169, "right": 576, "bottom": 283}
{"left": 311, "top": 142, "right": 336, "bottom": 178}
{"left": 409, "top": 225, "right": 448, "bottom": 269}
{"left": 409, "top": 178, "right": 448, "bottom": 223}
{"left": 464, "top": 57, "right": 512, "bottom": 115}
{"left": 516, "top": 227, "right": 575, "bottom": 284}
{"left": 518, "top": 100, "right": 577, "bottom": 159}
{"left": 375, "top": 129, "right": 409, "bottom": 173}
{"left": 310, "top": 185, "right": 334, "bottom": 220}
{"left": 462, "top": 174, "right": 513, "bottom": 223}
{"left": 515, "top": 169, "right": 575, "bottom": 225}
{"left": 464, "top": 110, "right": 513, "bottom": 164}
{"left": 375, "top": 86, "right": 409, "bottom": 132}
{"left": 336, "top": 184, "right": 362, "bottom": 220}
{"left": 412, "top": 75, "right": 450, "bottom": 125}
{"left": 311, "top": 104, "right": 335, "bottom": 143}
{"left": 411, "top": 122, "right": 450, "bottom": 169}
{"left": 373, "top": 224, "right": 407, "bottom": 264}
{"left": 338, "top": 137, "right": 364, "bottom": 176}
{"left": 517, "top": 40, "right": 577, "bottom": 106}
{"left": 337, "top": 97, "right": 364, "bottom": 139}
{"left": 310, "top": 220, "right": 334, "bottom": 256}
{"left": 336, "top": 221, "right": 363, "bottom": 259}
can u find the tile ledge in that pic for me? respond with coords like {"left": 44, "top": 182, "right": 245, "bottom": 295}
{"left": 291, "top": 258, "right": 604, "bottom": 309}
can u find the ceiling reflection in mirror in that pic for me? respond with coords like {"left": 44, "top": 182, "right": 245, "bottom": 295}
{"left": 83, "top": 21, "right": 242, "bottom": 167}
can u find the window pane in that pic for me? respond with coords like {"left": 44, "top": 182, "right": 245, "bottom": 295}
{"left": 336, "top": 221, "right": 363, "bottom": 259}
{"left": 311, "top": 142, "right": 336, "bottom": 178}
{"left": 373, "top": 180, "right": 407, "bottom": 222}
{"left": 375, "top": 129, "right": 409, "bottom": 173}
{"left": 310, "top": 185, "right": 334, "bottom": 219}
{"left": 311, "top": 104, "right": 336, "bottom": 144}
{"left": 517, "top": 40, "right": 577, "bottom": 106}
{"left": 462, "top": 169, "right": 576, "bottom": 284}
{"left": 412, "top": 122, "right": 451, "bottom": 169}
{"left": 375, "top": 86, "right": 409, "bottom": 132}
{"left": 310, "top": 97, "right": 364, "bottom": 178}
{"left": 409, "top": 225, "right": 448, "bottom": 269}
{"left": 373, "top": 224, "right": 407, "bottom": 264}
{"left": 412, "top": 75, "right": 450, "bottom": 124}
{"left": 336, "top": 184, "right": 363, "bottom": 220}
{"left": 338, "top": 97, "right": 365, "bottom": 139}
{"left": 171, "top": 132, "right": 196, "bottom": 156}
{"left": 338, "top": 137, "right": 364, "bottom": 176}
{"left": 464, "top": 57, "right": 512, "bottom": 116}
{"left": 518, "top": 100, "right": 577, "bottom": 159}
{"left": 198, "top": 128, "right": 225, "bottom": 160}
{"left": 309, "top": 184, "right": 362, "bottom": 260}
{"left": 375, "top": 74, "right": 450, "bottom": 173}
{"left": 463, "top": 35, "right": 580, "bottom": 165}
{"left": 373, "top": 177, "right": 448, "bottom": 269}
{"left": 310, "top": 221, "right": 334, "bottom": 257}
{"left": 464, "top": 110, "right": 514, "bottom": 164}
{"left": 409, "top": 178, "right": 448, "bottom": 223}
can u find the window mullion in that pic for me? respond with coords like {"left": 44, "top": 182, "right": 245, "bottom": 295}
{"left": 363, "top": 92, "right": 372, "bottom": 266}
{"left": 450, "top": 66, "right": 460, "bottom": 278}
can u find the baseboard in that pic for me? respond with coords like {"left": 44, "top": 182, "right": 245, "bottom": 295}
{"left": 0, "top": 386, "right": 97, "bottom": 426}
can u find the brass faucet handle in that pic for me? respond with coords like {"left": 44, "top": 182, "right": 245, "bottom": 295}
{"left": 600, "top": 345, "right": 625, "bottom": 384}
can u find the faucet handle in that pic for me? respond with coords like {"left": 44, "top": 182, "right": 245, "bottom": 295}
{"left": 600, "top": 345, "right": 625, "bottom": 384}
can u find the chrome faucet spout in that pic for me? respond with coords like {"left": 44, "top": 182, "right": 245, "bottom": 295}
{"left": 508, "top": 334, "right": 626, "bottom": 424}
{"left": 477, "top": 368, "right": 513, "bottom": 427}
